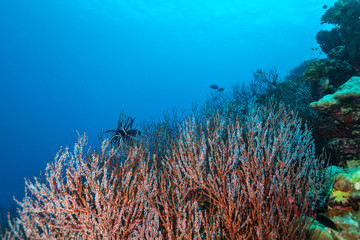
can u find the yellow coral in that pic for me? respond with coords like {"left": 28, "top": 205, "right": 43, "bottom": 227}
{"left": 331, "top": 190, "right": 350, "bottom": 204}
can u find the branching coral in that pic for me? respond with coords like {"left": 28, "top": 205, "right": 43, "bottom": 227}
{"left": 3, "top": 134, "right": 156, "bottom": 239}
{"left": 2, "top": 104, "right": 327, "bottom": 239}
{"left": 159, "top": 103, "right": 325, "bottom": 239}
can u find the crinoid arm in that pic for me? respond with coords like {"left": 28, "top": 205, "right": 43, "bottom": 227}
{"left": 106, "top": 114, "right": 141, "bottom": 146}
{"left": 127, "top": 129, "right": 141, "bottom": 137}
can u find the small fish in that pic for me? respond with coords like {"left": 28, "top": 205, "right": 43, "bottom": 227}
{"left": 316, "top": 214, "right": 338, "bottom": 230}
{"left": 288, "top": 198, "right": 295, "bottom": 204}
{"left": 217, "top": 87, "right": 224, "bottom": 92}
{"left": 320, "top": 77, "right": 330, "bottom": 90}
{"left": 323, "top": 4, "right": 328, "bottom": 9}
{"left": 210, "top": 84, "right": 219, "bottom": 90}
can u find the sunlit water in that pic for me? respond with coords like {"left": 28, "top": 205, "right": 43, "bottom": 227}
{"left": 0, "top": 0, "right": 335, "bottom": 209}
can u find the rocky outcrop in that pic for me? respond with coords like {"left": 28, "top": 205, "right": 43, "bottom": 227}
{"left": 309, "top": 76, "right": 360, "bottom": 239}
{"left": 311, "top": 76, "right": 360, "bottom": 166}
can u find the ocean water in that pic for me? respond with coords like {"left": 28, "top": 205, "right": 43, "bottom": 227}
{"left": 0, "top": 0, "right": 334, "bottom": 210}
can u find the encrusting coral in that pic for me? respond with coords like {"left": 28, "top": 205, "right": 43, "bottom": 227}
{"left": 310, "top": 76, "right": 360, "bottom": 166}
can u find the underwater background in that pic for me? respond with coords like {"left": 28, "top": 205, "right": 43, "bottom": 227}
{"left": 0, "top": 0, "right": 334, "bottom": 214}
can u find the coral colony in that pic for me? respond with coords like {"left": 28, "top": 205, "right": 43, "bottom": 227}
{"left": 2, "top": 0, "right": 360, "bottom": 239}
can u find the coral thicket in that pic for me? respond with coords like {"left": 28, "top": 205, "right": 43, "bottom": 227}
{"left": 1, "top": 104, "right": 324, "bottom": 239}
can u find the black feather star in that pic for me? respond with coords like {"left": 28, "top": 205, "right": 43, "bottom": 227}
{"left": 105, "top": 116, "right": 141, "bottom": 146}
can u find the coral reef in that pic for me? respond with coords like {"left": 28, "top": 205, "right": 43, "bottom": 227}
{"left": 320, "top": 167, "right": 360, "bottom": 239}
{"left": 304, "top": 0, "right": 360, "bottom": 105}
{"left": 306, "top": 165, "right": 360, "bottom": 240}
{"left": 320, "top": 0, "right": 360, "bottom": 69}
{"left": 310, "top": 76, "right": 360, "bottom": 166}
{"left": 304, "top": 58, "right": 352, "bottom": 90}
{"left": 1, "top": 104, "right": 325, "bottom": 239}
{"left": 310, "top": 76, "right": 360, "bottom": 112}
{"left": 309, "top": 75, "right": 360, "bottom": 239}
{"left": 3, "top": 1, "right": 360, "bottom": 238}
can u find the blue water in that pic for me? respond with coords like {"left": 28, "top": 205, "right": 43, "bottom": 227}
{"left": 0, "top": 0, "right": 334, "bottom": 208}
